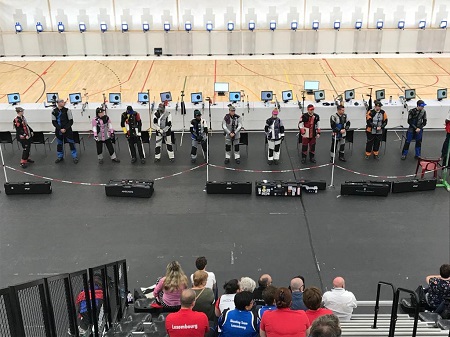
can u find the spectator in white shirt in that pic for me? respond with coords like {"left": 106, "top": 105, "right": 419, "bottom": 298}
{"left": 190, "top": 256, "right": 216, "bottom": 293}
{"left": 322, "top": 277, "right": 357, "bottom": 321}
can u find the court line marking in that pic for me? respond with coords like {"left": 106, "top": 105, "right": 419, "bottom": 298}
{"left": 140, "top": 60, "right": 155, "bottom": 92}
{"left": 50, "top": 62, "right": 75, "bottom": 91}
{"left": 22, "top": 61, "right": 56, "bottom": 95}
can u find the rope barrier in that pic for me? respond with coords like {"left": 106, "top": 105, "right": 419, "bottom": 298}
{"left": 4, "top": 163, "right": 206, "bottom": 186}
{"left": 207, "top": 163, "right": 330, "bottom": 173}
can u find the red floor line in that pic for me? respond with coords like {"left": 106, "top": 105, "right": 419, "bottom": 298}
{"left": 214, "top": 60, "right": 217, "bottom": 102}
{"left": 22, "top": 61, "right": 56, "bottom": 95}
{"left": 127, "top": 60, "right": 139, "bottom": 81}
{"left": 140, "top": 61, "right": 154, "bottom": 92}
{"left": 234, "top": 60, "right": 302, "bottom": 87}
{"left": 429, "top": 57, "right": 450, "bottom": 76}
{"left": 323, "top": 58, "right": 336, "bottom": 77}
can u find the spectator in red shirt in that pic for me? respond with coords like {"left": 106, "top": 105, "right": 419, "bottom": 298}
{"left": 260, "top": 287, "right": 311, "bottom": 337}
{"left": 166, "top": 289, "right": 209, "bottom": 337}
{"left": 303, "top": 287, "right": 334, "bottom": 324}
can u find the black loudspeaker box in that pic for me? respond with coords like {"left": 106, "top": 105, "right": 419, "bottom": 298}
{"left": 105, "top": 179, "right": 154, "bottom": 198}
{"left": 206, "top": 181, "right": 252, "bottom": 194}
{"left": 4, "top": 181, "right": 52, "bottom": 195}
{"left": 341, "top": 181, "right": 390, "bottom": 197}
{"left": 391, "top": 179, "right": 437, "bottom": 193}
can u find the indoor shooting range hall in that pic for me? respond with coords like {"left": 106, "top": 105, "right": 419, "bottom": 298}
{"left": 0, "top": 1, "right": 449, "bottom": 336}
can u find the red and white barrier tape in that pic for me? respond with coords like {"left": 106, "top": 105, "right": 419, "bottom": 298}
{"left": 207, "top": 163, "right": 331, "bottom": 173}
{"left": 333, "top": 164, "right": 445, "bottom": 179}
{"left": 4, "top": 163, "right": 206, "bottom": 186}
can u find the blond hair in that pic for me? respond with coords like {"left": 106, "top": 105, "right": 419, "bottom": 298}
{"left": 193, "top": 270, "right": 208, "bottom": 287}
{"left": 163, "top": 261, "right": 188, "bottom": 292}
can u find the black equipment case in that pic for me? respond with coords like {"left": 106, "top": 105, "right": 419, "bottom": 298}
{"left": 255, "top": 180, "right": 302, "bottom": 197}
{"left": 105, "top": 179, "right": 154, "bottom": 198}
{"left": 206, "top": 181, "right": 252, "bottom": 194}
{"left": 341, "top": 181, "right": 390, "bottom": 197}
{"left": 4, "top": 181, "right": 52, "bottom": 195}
{"left": 391, "top": 179, "right": 437, "bottom": 193}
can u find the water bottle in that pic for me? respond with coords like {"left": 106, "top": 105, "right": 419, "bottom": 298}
{"left": 389, "top": 96, "right": 392, "bottom": 104}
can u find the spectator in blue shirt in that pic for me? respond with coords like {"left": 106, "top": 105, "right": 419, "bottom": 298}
{"left": 219, "top": 291, "right": 259, "bottom": 337}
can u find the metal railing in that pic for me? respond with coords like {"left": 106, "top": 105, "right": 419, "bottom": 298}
{"left": 0, "top": 259, "right": 128, "bottom": 337}
{"left": 372, "top": 281, "right": 397, "bottom": 337}
{"left": 394, "top": 287, "right": 421, "bottom": 337}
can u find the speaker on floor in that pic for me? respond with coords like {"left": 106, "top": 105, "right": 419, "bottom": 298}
{"left": 105, "top": 179, "right": 154, "bottom": 198}
{"left": 206, "top": 181, "right": 252, "bottom": 194}
{"left": 255, "top": 180, "right": 302, "bottom": 197}
{"left": 391, "top": 179, "right": 436, "bottom": 193}
{"left": 4, "top": 181, "right": 52, "bottom": 195}
{"left": 340, "top": 181, "right": 390, "bottom": 197}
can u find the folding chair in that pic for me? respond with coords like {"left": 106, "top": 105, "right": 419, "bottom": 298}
{"left": 0, "top": 131, "right": 16, "bottom": 151}
{"left": 237, "top": 132, "right": 249, "bottom": 157}
{"left": 140, "top": 131, "right": 151, "bottom": 154}
{"left": 31, "top": 131, "right": 51, "bottom": 154}
{"left": 71, "top": 131, "right": 85, "bottom": 151}
{"left": 345, "top": 129, "right": 354, "bottom": 155}
{"left": 415, "top": 157, "right": 442, "bottom": 179}
{"left": 379, "top": 128, "right": 387, "bottom": 154}
{"left": 110, "top": 135, "right": 120, "bottom": 152}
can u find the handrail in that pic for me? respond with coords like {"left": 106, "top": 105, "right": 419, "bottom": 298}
{"left": 394, "top": 287, "right": 420, "bottom": 337}
{"left": 372, "top": 281, "right": 397, "bottom": 337}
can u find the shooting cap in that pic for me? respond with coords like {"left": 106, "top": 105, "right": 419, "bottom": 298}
{"left": 307, "top": 104, "right": 315, "bottom": 111}
{"left": 96, "top": 107, "right": 105, "bottom": 115}
{"left": 126, "top": 105, "right": 133, "bottom": 112}
{"left": 374, "top": 100, "right": 383, "bottom": 107}
{"left": 272, "top": 109, "right": 279, "bottom": 115}
{"left": 229, "top": 105, "right": 236, "bottom": 111}
{"left": 15, "top": 107, "right": 24, "bottom": 113}
{"left": 417, "top": 100, "right": 426, "bottom": 107}
{"left": 194, "top": 109, "right": 201, "bottom": 117}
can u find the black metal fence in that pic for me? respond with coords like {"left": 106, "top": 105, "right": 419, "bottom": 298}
{"left": 0, "top": 259, "right": 128, "bottom": 337}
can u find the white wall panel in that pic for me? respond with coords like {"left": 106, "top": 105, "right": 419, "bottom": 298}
{"left": 304, "top": 0, "right": 369, "bottom": 30}
{"left": 129, "top": 34, "right": 147, "bottom": 56}
{"left": 192, "top": 32, "right": 210, "bottom": 55}
{"left": 114, "top": 0, "right": 177, "bottom": 31}
{"left": 84, "top": 33, "right": 103, "bottom": 56}
{"left": 370, "top": 0, "right": 433, "bottom": 29}
{"left": 2, "top": 34, "right": 23, "bottom": 56}
{"left": 146, "top": 33, "right": 166, "bottom": 56}
{"left": 242, "top": 0, "right": 305, "bottom": 30}
{"left": 179, "top": 0, "right": 241, "bottom": 30}
{"left": 444, "top": 31, "right": 450, "bottom": 53}
{"left": 49, "top": 0, "right": 114, "bottom": 31}
{"left": 335, "top": 31, "right": 356, "bottom": 54}
{"left": 398, "top": 30, "right": 419, "bottom": 53}
{"left": 65, "top": 33, "right": 85, "bottom": 56}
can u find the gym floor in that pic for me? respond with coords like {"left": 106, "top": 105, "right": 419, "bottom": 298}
{"left": 0, "top": 129, "right": 448, "bottom": 302}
